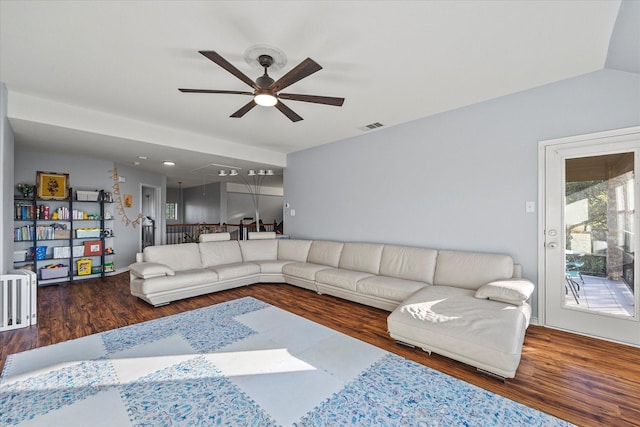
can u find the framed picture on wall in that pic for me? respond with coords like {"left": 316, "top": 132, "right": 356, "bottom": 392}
{"left": 36, "top": 171, "right": 70, "bottom": 200}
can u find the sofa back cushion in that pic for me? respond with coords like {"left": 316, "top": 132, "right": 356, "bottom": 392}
{"left": 199, "top": 232, "right": 231, "bottom": 242}
{"left": 198, "top": 241, "right": 243, "bottom": 267}
{"left": 379, "top": 245, "right": 438, "bottom": 283}
{"left": 307, "top": 241, "right": 344, "bottom": 267}
{"left": 143, "top": 243, "right": 202, "bottom": 271}
{"left": 248, "top": 231, "right": 276, "bottom": 240}
{"left": 339, "top": 243, "right": 384, "bottom": 274}
{"left": 239, "top": 240, "right": 278, "bottom": 261}
{"left": 434, "top": 250, "right": 514, "bottom": 290}
{"left": 278, "top": 239, "right": 313, "bottom": 262}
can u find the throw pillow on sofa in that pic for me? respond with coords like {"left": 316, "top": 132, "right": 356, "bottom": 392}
{"left": 129, "top": 262, "right": 175, "bottom": 279}
{"left": 474, "top": 279, "right": 534, "bottom": 306}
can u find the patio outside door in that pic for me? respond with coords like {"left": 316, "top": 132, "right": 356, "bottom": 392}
{"left": 540, "top": 127, "right": 640, "bottom": 346}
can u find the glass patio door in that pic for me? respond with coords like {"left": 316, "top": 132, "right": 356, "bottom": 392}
{"left": 541, "top": 129, "right": 640, "bottom": 345}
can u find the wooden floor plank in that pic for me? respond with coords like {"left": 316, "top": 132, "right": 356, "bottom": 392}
{"left": 1, "top": 273, "right": 639, "bottom": 427}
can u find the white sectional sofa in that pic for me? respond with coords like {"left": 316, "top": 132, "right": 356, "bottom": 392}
{"left": 128, "top": 233, "right": 534, "bottom": 378}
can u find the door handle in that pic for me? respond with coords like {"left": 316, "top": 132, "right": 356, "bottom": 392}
{"left": 547, "top": 242, "right": 558, "bottom": 249}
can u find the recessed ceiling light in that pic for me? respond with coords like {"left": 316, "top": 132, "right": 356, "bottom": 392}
{"left": 138, "top": 156, "right": 148, "bottom": 160}
{"left": 163, "top": 161, "right": 176, "bottom": 166}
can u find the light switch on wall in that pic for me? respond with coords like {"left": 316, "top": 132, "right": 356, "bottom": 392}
{"left": 290, "top": 209, "right": 296, "bottom": 216}
{"left": 525, "top": 201, "right": 536, "bottom": 213}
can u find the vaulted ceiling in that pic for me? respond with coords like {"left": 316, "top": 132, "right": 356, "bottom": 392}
{"left": 0, "top": 1, "right": 628, "bottom": 188}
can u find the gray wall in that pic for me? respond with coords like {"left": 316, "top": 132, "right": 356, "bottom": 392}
{"left": 175, "top": 182, "right": 284, "bottom": 226}
{"left": 227, "top": 192, "right": 283, "bottom": 226}
{"left": 184, "top": 183, "right": 222, "bottom": 224}
{"left": 112, "top": 162, "right": 165, "bottom": 264}
{"left": 1, "top": 83, "right": 15, "bottom": 274}
{"left": 284, "top": 69, "right": 640, "bottom": 317}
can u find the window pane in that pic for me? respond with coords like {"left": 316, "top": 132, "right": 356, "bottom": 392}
{"left": 166, "top": 203, "right": 177, "bottom": 220}
{"left": 564, "top": 152, "right": 634, "bottom": 317}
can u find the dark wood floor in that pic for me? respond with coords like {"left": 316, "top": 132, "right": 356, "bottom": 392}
{"left": 1, "top": 273, "right": 639, "bottom": 426}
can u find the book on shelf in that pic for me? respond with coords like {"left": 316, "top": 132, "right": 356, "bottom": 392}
{"left": 14, "top": 203, "right": 35, "bottom": 220}
{"left": 13, "top": 224, "right": 60, "bottom": 241}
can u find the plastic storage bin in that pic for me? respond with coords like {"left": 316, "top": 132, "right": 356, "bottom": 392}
{"left": 35, "top": 246, "right": 47, "bottom": 260}
{"left": 41, "top": 265, "right": 69, "bottom": 280}
{"left": 77, "top": 258, "right": 92, "bottom": 276}
{"left": 13, "top": 250, "right": 27, "bottom": 262}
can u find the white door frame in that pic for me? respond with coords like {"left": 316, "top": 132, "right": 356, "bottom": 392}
{"left": 537, "top": 126, "right": 640, "bottom": 343}
{"left": 140, "top": 183, "right": 162, "bottom": 251}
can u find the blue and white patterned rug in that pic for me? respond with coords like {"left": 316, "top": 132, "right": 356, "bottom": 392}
{"left": 1, "top": 297, "right": 572, "bottom": 426}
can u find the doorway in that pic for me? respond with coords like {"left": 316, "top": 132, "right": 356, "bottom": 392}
{"left": 539, "top": 127, "right": 640, "bottom": 346}
{"left": 141, "top": 184, "right": 160, "bottom": 250}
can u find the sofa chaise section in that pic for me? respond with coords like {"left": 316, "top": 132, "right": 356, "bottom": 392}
{"left": 387, "top": 250, "right": 532, "bottom": 378}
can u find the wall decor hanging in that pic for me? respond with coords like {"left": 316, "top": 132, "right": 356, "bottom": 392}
{"left": 109, "top": 168, "right": 144, "bottom": 227}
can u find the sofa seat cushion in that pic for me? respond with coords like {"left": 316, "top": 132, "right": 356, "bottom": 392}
{"left": 208, "top": 262, "right": 260, "bottom": 281}
{"left": 282, "top": 262, "right": 332, "bottom": 281}
{"left": 131, "top": 268, "right": 219, "bottom": 295}
{"left": 356, "top": 276, "right": 428, "bottom": 302}
{"left": 387, "top": 286, "right": 531, "bottom": 378}
{"left": 315, "top": 268, "right": 375, "bottom": 292}
{"left": 255, "top": 260, "right": 295, "bottom": 274}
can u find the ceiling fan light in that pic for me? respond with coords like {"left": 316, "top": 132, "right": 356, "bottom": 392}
{"left": 254, "top": 92, "right": 277, "bottom": 107}
{"left": 218, "top": 170, "right": 228, "bottom": 177}
{"left": 229, "top": 170, "right": 238, "bottom": 176}
{"left": 248, "top": 170, "right": 256, "bottom": 176}
{"left": 266, "top": 170, "right": 274, "bottom": 176}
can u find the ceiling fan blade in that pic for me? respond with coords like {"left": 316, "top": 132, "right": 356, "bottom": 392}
{"left": 278, "top": 93, "right": 344, "bottom": 106}
{"left": 274, "top": 101, "right": 303, "bottom": 122}
{"left": 179, "top": 89, "right": 253, "bottom": 95}
{"left": 269, "top": 58, "right": 322, "bottom": 93}
{"left": 230, "top": 100, "right": 257, "bottom": 118}
{"left": 199, "top": 50, "right": 258, "bottom": 90}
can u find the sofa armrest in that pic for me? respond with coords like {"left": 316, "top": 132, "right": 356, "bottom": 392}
{"left": 128, "top": 262, "right": 176, "bottom": 279}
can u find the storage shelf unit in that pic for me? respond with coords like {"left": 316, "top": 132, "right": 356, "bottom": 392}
{"left": 13, "top": 188, "right": 115, "bottom": 285}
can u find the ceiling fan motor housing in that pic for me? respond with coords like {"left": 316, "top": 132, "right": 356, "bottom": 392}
{"left": 256, "top": 75, "right": 274, "bottom": 89}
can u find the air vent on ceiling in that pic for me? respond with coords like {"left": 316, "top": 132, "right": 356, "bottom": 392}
{"left": 358, "top": 122, "right": 384, "bottom": 132}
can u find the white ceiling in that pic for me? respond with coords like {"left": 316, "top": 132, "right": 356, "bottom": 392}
{"left": 0, "top": 1, "right": 622, "bottom": 188}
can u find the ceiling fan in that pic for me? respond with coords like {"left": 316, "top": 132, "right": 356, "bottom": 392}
{"left": 179, "top": 50, "right": 344, "bottom": 122}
